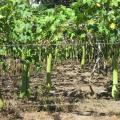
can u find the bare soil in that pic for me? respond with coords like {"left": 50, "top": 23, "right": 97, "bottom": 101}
{"left": 0, "top": 60, "right": 120, "bottom": 120}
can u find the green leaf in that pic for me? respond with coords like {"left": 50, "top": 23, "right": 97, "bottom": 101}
{"left": 0, "top": 15, "right": 4, "bottom": 19}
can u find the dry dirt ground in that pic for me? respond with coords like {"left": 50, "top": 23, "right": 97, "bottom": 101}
{"left": 23, "top": 112, "right": 120, "bottom": 120}
{"left": 0, "top": 61, "right": 120, "bottom": 120}
{"left": 1, "top": 111, "right": 120, "bottom": 120}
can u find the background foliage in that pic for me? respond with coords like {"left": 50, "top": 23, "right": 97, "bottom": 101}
{"left": 0, "top": 0, "right": 120, "bottom": 106}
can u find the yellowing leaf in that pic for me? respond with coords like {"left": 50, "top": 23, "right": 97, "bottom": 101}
{"left": 96, "top": 3, "right": 101, "bottom": 7}
{"left": 110, "top": 23, "right": 116, "bottom": 29}
{"left": 88, "top": 19, "right": 96, "bottom": 25}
